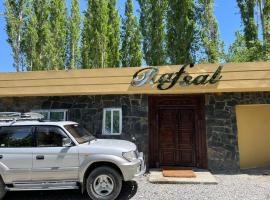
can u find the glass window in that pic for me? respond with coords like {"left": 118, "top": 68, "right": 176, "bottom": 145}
{"left": 0, "top": 126, "right": 33, "bottom": 147}
{"left": 105, "top": 110, "right": 111, "bottom": 133}
{"left": 50, "top": 111, "right": 65, "bottom": 121}
{"left": 102, "top": 108, "right": 122, "bottom": 135}
{"left": 36, "top": 126, "right": 68, "bottom": 147}
{"left": 64, "top": 124, "right": 95, "bottom": 144}
{"left": 113, "top": 110, "right": 120, "bottom": 133}
{"left": 31, "top": 109, "right": 67, "bottom": 121}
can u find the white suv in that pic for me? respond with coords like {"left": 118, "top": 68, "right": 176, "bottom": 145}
{"left": 0, "top": 113, "right": 145, "bottom": 200}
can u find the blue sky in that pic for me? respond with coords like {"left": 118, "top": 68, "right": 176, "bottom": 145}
{"left": 0, "top": 0, "right": 241, "bottom": 72}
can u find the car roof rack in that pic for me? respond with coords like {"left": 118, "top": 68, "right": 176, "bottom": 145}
{"left": 0, "top": 112, "right": 44, "bottom": 124}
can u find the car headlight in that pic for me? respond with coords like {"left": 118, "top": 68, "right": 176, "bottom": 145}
{"left": 122, "top": 150, "right": 138, "bottom": 162}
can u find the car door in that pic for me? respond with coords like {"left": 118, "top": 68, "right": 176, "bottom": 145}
{"left": 0, "top": 126, "right": 33, "bottom": 183}
{"left": 32, "top": 126, "right": 79, "bottom": 181}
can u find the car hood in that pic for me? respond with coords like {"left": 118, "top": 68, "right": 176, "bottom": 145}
{"left": 82, "top": 139, "right": 137, "bottom": 153}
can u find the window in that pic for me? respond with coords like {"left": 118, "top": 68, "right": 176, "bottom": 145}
{"left": 102, "top": 108, "right": 122, "bottom": 135}
{"left": 64, "top": 124, "right": 95, "bottom": 144}
{"left": 31, "top": 109, "right": 67, "bottom": 121}
{"left": 36, "top": 126, "right": 68, "bottom": 147}
{"left": 0, "top": 126, "right": 33, "bottom": 147}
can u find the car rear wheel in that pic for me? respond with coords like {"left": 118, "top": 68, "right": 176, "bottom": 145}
{"left": 86, "top": 166, "right": 122, "bottom": 200}
{"left": 0, "top": 177, "right": 6, "bottom": 200}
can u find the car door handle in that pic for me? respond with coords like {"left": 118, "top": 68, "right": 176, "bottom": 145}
{"left": 36, "top": 155, "right": 45, "bottom": 160}
{"left": 0, "top": 155, "right": 2, "bottom": 159}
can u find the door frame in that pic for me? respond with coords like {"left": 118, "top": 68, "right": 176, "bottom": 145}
{"left": 148, "top": 94, "right": 208, "bottom": 169}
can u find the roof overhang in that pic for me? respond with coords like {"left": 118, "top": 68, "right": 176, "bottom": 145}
{"left": 0, "top": 62, "right": 269, "bottom": 97}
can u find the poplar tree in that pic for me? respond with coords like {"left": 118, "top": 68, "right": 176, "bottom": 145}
{"left": 81, "top": 0, "right": 109, "bottom": 68}
{"left": 236, "top": 0, "right": 258, "bottom": 48}
{"left": 121, "top": 0, "right": 142, "bottom": 67}
{"left": 4, "top": 0, "right": 28, "bottom": 71}
{"left": 49, "top": 0, "right": 68, "bottom": 70}
{"left": 81, "top": 4, "right": 91, "bottom": 68}
{"left": 23, "top": 2, "right": 38, "bottom": 71}
{"left": 68, "top": 0, "right": 80, "bottom": 69}
{"left": 231, "top": 0, "right": 270, "bottom": 61}
{"left": 138, "top": 0, "right": 167, "bottom": 66}
{"left": 138, "top": 0, "right": 150, "bottom": 64}
{"left": 257, "top": 0, "right": 270, "bottom": 53}
{"left": 263, "top": 1, "right": 270, "bottom": 44}
{"left": 198, "top": 0, "right": 223, "bottom": 63}
{"left": 167, "top": 0, "right": 196, "bottom": 64}
{"left": 107, "top": 0, "right": 121, "bottom": 67}
{"left": 23, "top": 0, "right": 51, "bottom": 71}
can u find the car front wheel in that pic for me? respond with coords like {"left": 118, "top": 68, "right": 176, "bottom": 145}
{"left": 86, "top": 166, "right": 122, "bottom": 200}
{"left": 0, "top": 177, "right": 6, "bottom": 200}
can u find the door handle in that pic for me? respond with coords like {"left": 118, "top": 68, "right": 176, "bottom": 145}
{"left": 0, "top": 155, "right": 2, "bottom": 159}
{"left": 36, "top": 155, "right": 45, "bottom": 160}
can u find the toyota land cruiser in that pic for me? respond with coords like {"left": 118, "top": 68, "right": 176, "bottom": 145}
{"left": 0, "top": 112, "right": 145, "bottom": 200}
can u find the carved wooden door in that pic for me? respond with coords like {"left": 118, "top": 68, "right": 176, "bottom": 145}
{"left": 158, "top": 108, "right": 196, "bottom": 166}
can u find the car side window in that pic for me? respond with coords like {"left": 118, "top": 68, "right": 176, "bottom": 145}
{"left": 0, "top": 126, "right": 33, "bottom": 148}
{"left": 36, "top": 126, "right": 68, "bottom": 147}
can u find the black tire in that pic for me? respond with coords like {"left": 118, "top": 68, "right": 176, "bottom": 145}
{"left": 86, "top": 166, "right": 122, "bottom": 200}
{"left": 0, "top": 177, "right": 6, "bottom": 200}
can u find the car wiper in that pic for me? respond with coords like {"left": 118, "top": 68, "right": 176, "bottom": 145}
{"left": 88, "top": 136, "right": 96, "bottom": 144}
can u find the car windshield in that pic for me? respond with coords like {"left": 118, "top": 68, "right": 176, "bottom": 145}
{"left": 64, "top": 124, "right": 95, "bottom": 144}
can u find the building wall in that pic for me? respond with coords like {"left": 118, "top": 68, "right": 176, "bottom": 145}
{"left": 236, "top": 105, "right": 270, "bottom": 168}
{"left": 205, "top": 92, "right": 270, "bottom": 171}
{"left": 0, "top": 95, "right": 149, "bottom": 163}
{"left": 1, "top": 92, "right": 270, "bottom": 171}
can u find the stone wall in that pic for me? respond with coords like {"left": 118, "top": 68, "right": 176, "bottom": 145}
{"left": 205, "top": 92, "right": 270, "bottom": 171}
{"left": 1, "top": 92, "right": 270, "bottom": 171}
{"left": 0, "top": 95, "right": 149, "bottom": 162}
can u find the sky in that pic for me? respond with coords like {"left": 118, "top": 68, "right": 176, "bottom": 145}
{"left": 0, "top": 0, "right": 242, "bottom": 72}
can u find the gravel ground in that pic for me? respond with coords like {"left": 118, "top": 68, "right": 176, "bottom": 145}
{"left": 3, "top": 172, "right": 270, "bottom": 200}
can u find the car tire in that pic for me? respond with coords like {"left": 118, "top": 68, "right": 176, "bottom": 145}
{"left": 0, "top": 177, "right": 6, "bottom": 200}
{"left": 86, "top": 166, "right": 122, "bottom": 200}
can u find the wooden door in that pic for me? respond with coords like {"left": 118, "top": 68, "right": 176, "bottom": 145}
{"left": 176, "top": 109, "right": 196, "bottom": 166}
{"left": 158, "top": 108, "right": 196, "bottom": 166}
{"left": 149, "top": 95, "right": 207, "bottom": 169}
{"left": 158, "top": 108, "right": 177, "bottom": 166}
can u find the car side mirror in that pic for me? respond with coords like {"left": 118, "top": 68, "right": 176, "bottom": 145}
{"left": 62, "top": 137, "right": 73, "bottom": 147}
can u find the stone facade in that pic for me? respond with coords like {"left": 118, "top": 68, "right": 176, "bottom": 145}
{"left": 205, "top": 92, "right": 270, "bottom": 171}
{"left": 1, "top": 92, "right": 270, "bottom": 171}
{"left": 0, "top": 95, "right": 149, "bottom": 163}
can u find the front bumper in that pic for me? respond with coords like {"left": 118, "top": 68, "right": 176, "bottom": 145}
{"left": 120, "top": 152, "right": 146, "bottom": 181}
{"left": 134, "top": 152, "right": 146, "bottom": 177}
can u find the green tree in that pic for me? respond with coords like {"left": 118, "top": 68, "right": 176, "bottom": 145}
{"left": 68, "top": 0, "right": 80, "bottom": 69}
{"left": 4, "top": 0, "right": 28, "bottom": 71}
{"left": 263, "top": 0, "right": 270, "bottom": 43}
{"left": 226, "top": 31, "right": 251, "bottom": 62}
{"left": 167, "top": 0, "right": 196, "bottom": 64}
{"left": 226, "top": 31, "right": 270, "bottom": 62}
{"left": 237, "top": 0, "right": 258, "bottom": 48}
{"left": 49, "top": 0, "right": 68, "bottom": 70}
{"left": 121, "top": 0, "right": 142, "bottom": 67}
{"left": 81, "top": 0, "right": 109, "bottom": 68}
{"left": 23, "top": 2, "right": 38, "bottom": 71}
{"left": 138, "top": 0, "right": 167, "bottom": 66}
{"left": 23, "top": 0, "right": 52, "bottom": 71}
{"left": 257, "top": 0, "right": 270, "bottom": 60}
{"left": 137, "top": 0, "right": 149, "bottom": 65}
{"left": 81, "top": 4, "right": 91, "bottom": 68}
{"left": 197, "top": 0, "right": 223, "bottom": 63}
{"left": 228, "top": 0, "right": 270, "bottom": 62}
{"left": 107, "top": 0, "right": 121, "bottom": 67}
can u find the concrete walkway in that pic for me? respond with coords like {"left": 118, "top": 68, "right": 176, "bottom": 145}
{"left": 148, "top": 168, "right": 218, "bottom": 184}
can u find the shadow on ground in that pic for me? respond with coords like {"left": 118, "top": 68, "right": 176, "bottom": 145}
{"left": 3, "top": 181, "right": 138, "bottom": 200}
